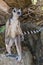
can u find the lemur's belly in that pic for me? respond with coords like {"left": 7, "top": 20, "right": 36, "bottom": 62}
{"left": 10, "top": 22, "right": 22, "bottom": 38}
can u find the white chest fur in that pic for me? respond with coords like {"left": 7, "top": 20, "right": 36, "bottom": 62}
{"left": 9, "top": 17, "right": 22, "bottom": 38}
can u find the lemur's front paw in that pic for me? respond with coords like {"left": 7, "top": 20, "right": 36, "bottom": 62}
{"left": 22, "top": 35, "right": 24, "bottom": 41}
{"left": 21, "top": 34, "right": 24, "bottom": 41}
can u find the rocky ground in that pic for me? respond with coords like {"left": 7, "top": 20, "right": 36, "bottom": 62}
{"left": 0, "top": 50, "right": 33, "bottom": 65}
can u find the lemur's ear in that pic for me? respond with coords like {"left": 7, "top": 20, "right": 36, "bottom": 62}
{"left": 17, "top": 8, "right": 21, "bottom": 13}
{"left": 8, "top": 7, "right": 13, "bottom": 13}
{"left": 18, "top": 8, "right": 21, "bottom": 12}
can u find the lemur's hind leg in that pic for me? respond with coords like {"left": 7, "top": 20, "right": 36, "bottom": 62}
{"left": 14, "top": 35, "right": 22, "bottom": 62}
{"left": 5, "top": 38, "right": 13, "bottom": 54}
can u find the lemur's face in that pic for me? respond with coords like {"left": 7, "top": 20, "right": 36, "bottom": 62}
{"left": 12, "top": 8, "right": 22, "bottom": 18}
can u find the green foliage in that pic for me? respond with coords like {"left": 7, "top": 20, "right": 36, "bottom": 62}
{"left": 0, "top": 26, "right": 5, "bottom": 33}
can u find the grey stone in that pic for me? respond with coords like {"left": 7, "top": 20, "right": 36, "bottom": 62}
{"left": 0, "top": 50, "right": 32, "bottom": 65}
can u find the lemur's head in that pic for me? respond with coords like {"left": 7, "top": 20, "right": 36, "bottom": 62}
{"left": 12, "top": 8, "right": 22, "bottom": 19}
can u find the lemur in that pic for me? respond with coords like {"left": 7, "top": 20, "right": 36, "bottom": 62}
{"left": 5, "top": 7, "right": 41, "bottom": 62}
{"left": 5, "top": 8, "right": 24, "bottom": 62}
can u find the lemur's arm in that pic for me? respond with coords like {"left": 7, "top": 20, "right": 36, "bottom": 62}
{"left": 6, "top": 20, "right": 9, "bottom": 30}
{"left": 18, "top": 21, "right": 23, "bottom": 35}
{"left": 5, "top": 20, "right": 10, "bottom": 37}
{"left": 18, "top": 21, "right": 24, "bottom": 41}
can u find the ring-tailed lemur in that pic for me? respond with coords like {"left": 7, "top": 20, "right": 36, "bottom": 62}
{"left": 5, "top": 7, "right": 41, "bottom": 62}
{"left": 5, "top": 8, "right": 24, "bottom": 62}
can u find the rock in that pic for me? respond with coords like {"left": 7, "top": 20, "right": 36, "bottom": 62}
{"left": 0, "top": 50, "right": 33, "bottom": 65}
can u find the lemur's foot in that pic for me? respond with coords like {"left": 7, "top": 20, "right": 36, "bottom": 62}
{"left": 5, "top": 53, "right": 12, "bottom": 57}
{"left": 16, "top": 56, "right": 22, "bottom": 62}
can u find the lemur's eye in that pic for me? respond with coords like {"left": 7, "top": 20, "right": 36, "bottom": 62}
{"left": 13, "top": 8, "right": 16, "bottom": 12}
{"left": 17, "top": 9, "right": 21, "bottom": 16}
{"left": 14, "top": 10, "right": 16, "bottom": 12}
{"left": 17, "top": 12, "right": 20, "bottom": 14}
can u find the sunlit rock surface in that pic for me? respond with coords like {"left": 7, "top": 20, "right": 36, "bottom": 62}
{"left": 0, "top": 50, "right": 32, "bottom": 65}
